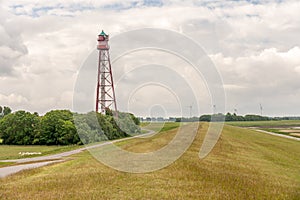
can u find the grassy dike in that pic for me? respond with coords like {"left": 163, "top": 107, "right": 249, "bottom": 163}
{"left": 0, "top": 122, "right": 299, "bottom": 199}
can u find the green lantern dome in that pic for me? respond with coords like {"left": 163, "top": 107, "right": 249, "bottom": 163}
{"left": 99, "top": 30, "right": 107, "bottom": 36}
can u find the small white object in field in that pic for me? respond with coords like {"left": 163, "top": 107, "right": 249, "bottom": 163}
{"left": 18, "top": 152, "right": 42, "bottom": 156}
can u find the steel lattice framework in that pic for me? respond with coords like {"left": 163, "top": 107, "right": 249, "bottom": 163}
{"left": 96, "top": 30, "right": 117, "bottom": 114}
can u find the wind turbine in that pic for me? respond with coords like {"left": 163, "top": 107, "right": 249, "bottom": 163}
{"left": 259, "top": 103, "right": 263, "bottom": 116}
{"left": 186, "top": 103, "right": 193, "bottom": 118}
{"left": 233, "top": 104, "right": 238, "bottom": 114}
{"left": 213, "top": 104, "right": 217, "bottom": 114}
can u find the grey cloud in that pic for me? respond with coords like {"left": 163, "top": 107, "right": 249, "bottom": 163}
{"left": 212, "top": 46, "right": 300, "bottom": 116}
{"left": 0, "top": 6, "right": 28, "bottom": 77}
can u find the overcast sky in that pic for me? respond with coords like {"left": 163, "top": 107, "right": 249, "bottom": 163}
{"left": 0, "top": 0, "right": 300, "bottom": 117}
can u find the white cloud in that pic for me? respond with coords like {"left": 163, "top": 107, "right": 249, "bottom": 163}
{"left": 0, "top": 93, "right": 28, "bottom": 106}
{"left": 211, "top": 46, "right": 300, "bottom": 115}
{"left": 0, "top": 0, "right": 300, "bottom": 116}
{"left": 295, "top": 66, "right": 300, "bottom": 75}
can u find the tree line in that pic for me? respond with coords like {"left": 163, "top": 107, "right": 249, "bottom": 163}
{"left": 176, "top": 113, "right": 295, "bottom": 122}
{"left": 198, "top": 113, "right": 271, "bottom": 122}
{"left": 0, "top": 107, "right": 140, "bottom": 145}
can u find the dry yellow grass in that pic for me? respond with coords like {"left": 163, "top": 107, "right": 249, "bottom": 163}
{"left": 290, "top": 133, "right": 300, "bottom": 137}
{"left": 280, "top": 130, "right": 300, "bottom": 133}
{"left": 0, "top": 122, "right": 299, "bottom": 199}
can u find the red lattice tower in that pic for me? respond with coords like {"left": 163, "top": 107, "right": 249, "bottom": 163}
{"left": 96, "top": 30, "right": 117, "bottom": 114}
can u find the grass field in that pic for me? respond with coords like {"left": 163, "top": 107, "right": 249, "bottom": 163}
{"left": 0, "top": 122, "right": 299, "bottom": 199}
{"left": 0, "top": 162, "right": 14, "bottom": 168}
{"left": 227, "top": 120, "right": 300, "bottom": 138}
{"left": 0, "top": 145, "right": 81, "bottom": 160}
{"left": 227, "top": 120, "right": 300, "bottom": 127}
{"left": 141, "top": 122, "right": 180, "bottom": 132}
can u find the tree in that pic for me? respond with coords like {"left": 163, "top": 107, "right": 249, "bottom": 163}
{"left": 39, "top": 110, "right": 80, "bottom": 145}
{"left": 114, "top": 112, "right": 141, "bottom": 137}
{"left": 75, "top": 119, "right": 102, "bottom": 144}
{"left": 244, "top": 114, "right": 270, "bottom": 121}
{"left": 199, "top": 115, "right": 211, "bottom": 122}
{"left": 130, "top": 113, "right": 140, "bottom": 125}
{"left": 225, "top": 112, "right": 233, "bottom": 121}
{"left": 0, "top": 111, "right": 40, "bottom": 145}
{"left": 74, "top": 112, "right": 107, "bottom": 144}
{"left": 58, "top": 120, "right": 79, "bottom": 145}
{"left": 3, "top": 106, "right": 12, "bottom": 116}
{"left": 175, "top": 118, "right": 181, "bottom": 122}
{"left": 0, "top": 106, "right": 12, "bottom": 118}
{"left": 211, "top": 113, "right": 225, "bottom": 122}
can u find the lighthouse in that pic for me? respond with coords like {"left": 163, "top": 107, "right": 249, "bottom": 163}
{"left": 95, "top": 30, "right": 117, "bottom": 115}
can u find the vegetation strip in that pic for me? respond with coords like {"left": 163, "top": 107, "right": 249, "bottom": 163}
{"left": 256, "top": 129, "right": 300, "bottom": 141}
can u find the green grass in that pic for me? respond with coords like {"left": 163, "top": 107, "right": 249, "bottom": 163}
{"left": 141, "top": 122, "right": 180, "bottom": 132}
{"left": 226, "top": 120, "right": 300, "bottom": 128}
{"left": 0, "top": 162, "right": 14, "bottom": 168}
{"left": 0, "top": 123, "right": 299, "bottom": 199}
{"left": 140, "top": 122, "right": 150, "bottom": 127}
{"left": 159, "top": 122, "right": 180, "bottom": 132}
{"left": 0, "top": 145, "right": 81, "bottom": 160}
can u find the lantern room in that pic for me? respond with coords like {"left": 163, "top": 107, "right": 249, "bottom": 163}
{"left": 97, "top": 30, "right": 109, "bottom": 50}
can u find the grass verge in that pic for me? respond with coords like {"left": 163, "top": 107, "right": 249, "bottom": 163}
{"left": 0, "top": 162, "right": 14, "bottom": 168}
{"left": 141, "top": 122, "right": 180, "bottom": 132}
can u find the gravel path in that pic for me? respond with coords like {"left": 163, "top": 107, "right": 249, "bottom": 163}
{"left": 0, "top": 160, "right": 63, "bottom": 178}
